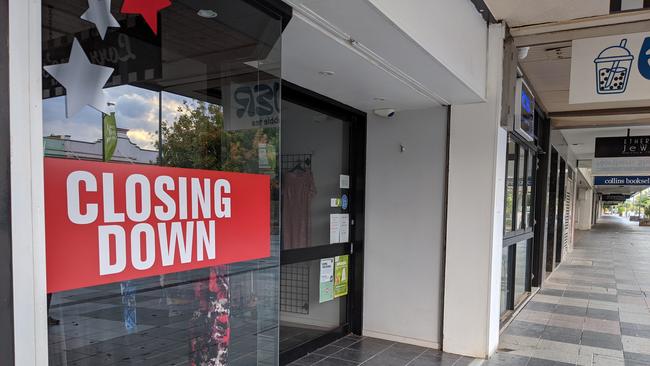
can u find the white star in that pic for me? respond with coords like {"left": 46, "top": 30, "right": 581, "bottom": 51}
{"left": 44, "top": 38, "right": 115, "bottom": 118}
{"left": 81, "top": 0, "right": 120, "bottom": 40}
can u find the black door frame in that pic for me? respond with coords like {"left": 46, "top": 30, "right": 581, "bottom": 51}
{"left": 0, "top": 0, "right": 14, "bottom": 363}
{"left": 279, "top": 81, "right": 366, "bottom": 365}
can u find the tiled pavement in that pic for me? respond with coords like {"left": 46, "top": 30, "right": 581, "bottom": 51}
{"left": 499, "top": 215, "right": 650, "bottom": 365}
{"left": 292, "top": 215, "right": 650, "bottom": 365}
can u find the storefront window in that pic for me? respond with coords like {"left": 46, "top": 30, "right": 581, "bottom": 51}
{"left": 42, "top": 1, "right": 282, "bottom": 365}
{"left": 504, "top": 139, "right": 515, "bottom": 233}
{"left": 516, "top": 147, "right": 526, "bottom": 230}
{"left": 513, "top": 240, "right": 530, "bottom": 306}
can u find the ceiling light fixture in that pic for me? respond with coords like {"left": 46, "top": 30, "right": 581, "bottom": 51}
{"left": 197, "top": 9, "right": 218, "bottom": 18}
{"left": 318, "top": 70, "right": 335, "bottom": 76}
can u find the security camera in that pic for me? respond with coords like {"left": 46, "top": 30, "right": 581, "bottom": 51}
{"left": 518, "top": 47, "right": 530, "bottom": 60}
{"left": 374, "top": 108, "right": 396, "bottom": 118}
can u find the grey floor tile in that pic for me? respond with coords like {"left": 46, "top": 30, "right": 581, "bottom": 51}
{"left": 313, "top": 346, "right": 344, "bottom": 356}
{"left": 540, "top": 325, "right": 582, "bottom": 344}
{"left": 580, "top": 330, "right": 623, "bottom": 350}
{"left": 526, "top": 358, "right": 575, "bottom": 366}
{"left": 586, "top": 308, "right": 620, "bottom": 321}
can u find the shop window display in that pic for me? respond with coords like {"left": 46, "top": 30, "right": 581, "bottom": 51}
{"left": 42, "top": 1, "right": 282, "bottom": 365}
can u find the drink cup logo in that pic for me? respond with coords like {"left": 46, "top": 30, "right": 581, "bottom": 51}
{"left": 594, "top": 39, "right": 634, "bottom": 95}
{"left": 639, "top": 37, "right": 650, "bottom": 80}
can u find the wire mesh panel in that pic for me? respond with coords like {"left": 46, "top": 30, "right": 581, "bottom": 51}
{"left": 281, "top": 153, "right": 312, "bottom": 173}
{"left": 280, "top": 263, "right": 310, "bottom": 314}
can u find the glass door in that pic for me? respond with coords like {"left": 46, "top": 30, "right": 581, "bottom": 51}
{"left": 279, "top": 85, "right": 365, "bottom": 364}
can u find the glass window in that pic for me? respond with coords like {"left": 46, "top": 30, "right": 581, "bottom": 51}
{"left": 281, "top": 101, "right": 350, "bottom": 250}
{"left": 279, "top": 259, "right": 348, "bottom": 352}
{"left": 514, "top": 240, "right": 530, "bottom": 306}
{"left": 504, "top": 139, "right": 516, "bottom": 233}
{"left": 516, "top": 146, "right": 526, "bottom": 230}
{"left": 500, "top": 249, "right": 509, "bottom": 315}
{"left": 526, "top": 153, "right": 535, "bottom": 229}
{"left": 43, "top": 1, "right": 282, "bottom": 365}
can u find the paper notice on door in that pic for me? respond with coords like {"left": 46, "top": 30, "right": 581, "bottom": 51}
{"left": 339, "top": 214, "right": 349, "bottom": 243}
{"left": 330, "top": 214, "right": 350, "bottom": 244}
{"left": 330, "top": 214, "right": 341, "bottom": 244}
{"left": 340, "top": 174, "right": 350, "bottom": 189}
{"left": 319, "top": 258, "right": 335, "bottom": 303}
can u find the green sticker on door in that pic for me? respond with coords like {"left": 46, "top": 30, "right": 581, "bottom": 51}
{"left": 334, "top": 255, "right": 349, "bottom": 298}
{"left": 319, "top": 255, "right": 349, "bottom": 303}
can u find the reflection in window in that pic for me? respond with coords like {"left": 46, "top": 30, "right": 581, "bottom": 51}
{"left": 42, "top": 0, "right": 283, "bottom": 365}
{"left": 514, "top": 240, "right": 530, "bottom": 306}
{"left": 504, "top": 139, "right": 516, "bottom": 233}
{"left": 516, "top": 146, "right": 526, "bottom": 230}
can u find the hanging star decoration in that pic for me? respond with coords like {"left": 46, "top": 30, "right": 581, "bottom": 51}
{"left": 80, "top": 0, "right": 120, "bottom": 40}
{"left": 121, "top": 0, "right": 172, "bottom": 35}
{"left": 43, "top": 38, "right": 115, "bottom": 118}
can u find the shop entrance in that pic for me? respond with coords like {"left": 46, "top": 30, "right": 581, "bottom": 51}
{"left": 279, "top": 84, "right": 365, "bottom": 365}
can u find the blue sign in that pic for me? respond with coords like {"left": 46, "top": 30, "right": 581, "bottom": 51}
{"left": 639, "top": 37, "right": 650, "bottom": 80}
{"left": 594, "top": 176, "right": 650, "bottom": 185}
{"left": 341, "top": 194, "right": 348, "bottom": 210}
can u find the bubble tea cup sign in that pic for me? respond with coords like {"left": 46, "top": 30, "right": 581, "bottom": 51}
{"left": 570, "top": 32, "right": 650, "bottom": 104}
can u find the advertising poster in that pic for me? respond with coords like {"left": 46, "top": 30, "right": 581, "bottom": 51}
{"left": 319, "top": 258, "right": 334, "bottom": 303}
{"left": 44, "top": 158, "right": 271, "bottom": 293}
{"left": 334, "top": 255, "right": 349, "bottom": 298}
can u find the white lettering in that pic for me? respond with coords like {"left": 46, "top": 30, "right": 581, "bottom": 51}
{"left": 178, "top": 177, "right": 188, "bottom": 220}
{"left": 131, "top": 223, "right": 156, "bottom": 270}
{"left": 98, "top": 225, "right": 126, "bottom": 275}
{"left": 191, "top": 178, "right": 211, "bottom": 219}
{"left": 126, "top": 174, "right": 151, "bottom": 222}
{"left": 154, "top": 176, "right": 176, "bottom": 221}
{"left": 196, "top": 220, "right": 216, "bottom": 261}
{"left": 67, "top": 171, "right": 98, "bottom": 224}
{"left": 214, "top": 179, "right": 231, "bottom": 218}
{"left": 158, "top": 221, "right": 194, "bottom": 266}
{"left": 102, "top": 173, "right": 125, "bottom": 223}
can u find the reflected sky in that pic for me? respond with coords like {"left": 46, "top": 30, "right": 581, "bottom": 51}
{"left": 43, "top": 85, "right": 190, "bottom": 150}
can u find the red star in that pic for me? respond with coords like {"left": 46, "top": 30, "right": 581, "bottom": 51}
{"left": 121, "top": 0, "right": 172, "bottom": 35}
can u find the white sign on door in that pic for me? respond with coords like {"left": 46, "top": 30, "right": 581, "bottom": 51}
{"left": 570, "top": 31, "right": 650, "bottom": 104}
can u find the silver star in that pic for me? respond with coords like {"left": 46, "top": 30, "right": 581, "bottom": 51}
{"left": 44, "top": 38, "right": 114, "bottom": 118}
{"left": 81, "top": 0, "right": 120, "bottom": 40}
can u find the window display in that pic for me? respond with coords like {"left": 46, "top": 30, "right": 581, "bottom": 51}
{"left": 42, "top": 1, "right": 283, "bottom": 365}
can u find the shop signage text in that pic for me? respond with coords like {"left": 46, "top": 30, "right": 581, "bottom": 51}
{"left": 593, "top": 176, "right": 650, "bottom": 185}
{"left": 570, "top": 31, "right": 650, "bottom": 104}
{"left": 44, "top": 158, "right": 270, "bottom": 293}
{"left": 595, "top": 135, "right": 650, "bottom": 158}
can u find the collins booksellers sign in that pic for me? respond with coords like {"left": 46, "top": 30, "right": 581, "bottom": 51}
{"left": 593, "top": 176, "right": 650, "bottom": 185}
{"left": 570, "top": 31, "right": 650, "bottom": 104}
{"left": 44, "top": 158, "right": 270, "bottom": 293}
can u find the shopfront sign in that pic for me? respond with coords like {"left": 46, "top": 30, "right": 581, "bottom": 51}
{"left": 570, "top": 31, "right": 650, "bottom": 104}
{"left": 594, "top": 176, "right": 650, "bottom": 185}
{"left": 592, "top": 157, "right": 650, "bottom": 175}
{"left": 602, "top": 194, "right": 630, "bottom": 202}
{"left": 44, "top": 158, "right": 270, "bottom": 293}
{"left": 595, "top": 135, "right": 650, "bottom": 158}
{"left": 224, "top": 80, "right": 280, "bottom": 131}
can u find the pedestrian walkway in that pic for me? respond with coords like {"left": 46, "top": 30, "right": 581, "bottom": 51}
{"left": 290, "top": 215, "right": 650, "bottom": 365}
{"left": 498, "top": 215, "right": 650, "bottom": 365}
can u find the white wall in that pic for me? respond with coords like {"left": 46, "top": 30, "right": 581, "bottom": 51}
{"left": 576, "top": 187, "right": 594, "bottom": 231}
{"left": 9, "top": 0, "right": 49, "bottom": 364}
{"left": 363, "top": 107, "right": 448, "bottom": 348}
{"left": 443, "top": 24, "right": 506, "bottom": 359}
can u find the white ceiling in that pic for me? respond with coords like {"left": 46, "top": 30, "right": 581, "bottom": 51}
{"left": 484, "top": 0, "right": 610, "bottom": 27}
{"left": 280, "top": 0, "right": 485, "bottom": 113}
{"left": 281, "top": 16, "right": 434, "bottom": 112}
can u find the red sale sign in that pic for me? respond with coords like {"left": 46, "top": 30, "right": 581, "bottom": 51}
{"left": 44, "top": 157, "right": 271, "bottom": 293}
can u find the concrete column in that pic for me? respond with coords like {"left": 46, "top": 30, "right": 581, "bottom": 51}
{"left": 442, "top": 23, "right": 506, "bottom": 359}
{"left": 576, "top": 188, "right": 594, "bottom": 231}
